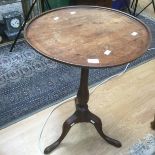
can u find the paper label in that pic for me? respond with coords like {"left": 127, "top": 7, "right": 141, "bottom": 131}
{"left": 104, "top": 50, "right": 111, "bottom": 55}
{"left": 87, "top": 59, "right": 99, "bottom": 64}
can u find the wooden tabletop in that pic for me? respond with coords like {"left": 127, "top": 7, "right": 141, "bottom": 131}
{"left": 24, "top": 6, "right": 151, "bottom": 68}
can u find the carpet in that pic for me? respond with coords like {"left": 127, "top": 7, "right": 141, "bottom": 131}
{"left": 129, "top": 134, "right": 155, "bottom": 155}
{"left": 0, "top": 15, "right": 155, "bottom": 129}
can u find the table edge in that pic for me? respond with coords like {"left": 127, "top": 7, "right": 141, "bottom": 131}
{"left": 24, "top": 5, "right": 152, "bottom": 69}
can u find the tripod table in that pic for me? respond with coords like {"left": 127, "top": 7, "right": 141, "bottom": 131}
{"left": 24, "top": 6, "right": 151, "bottom": 154}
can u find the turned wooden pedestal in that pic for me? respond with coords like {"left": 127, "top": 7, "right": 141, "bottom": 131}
{"left": 44, "top": 68, "right": 121, "bottom": 154}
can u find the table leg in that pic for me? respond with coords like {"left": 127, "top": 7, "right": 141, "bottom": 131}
{"left": 44, "top": 68, "right": 121, "bottom": 154}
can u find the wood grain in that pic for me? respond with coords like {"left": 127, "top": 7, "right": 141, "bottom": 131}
{"left": 24, "top": 6, "right": 151, "bottom": 68}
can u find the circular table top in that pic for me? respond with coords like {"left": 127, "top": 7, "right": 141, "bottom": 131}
{"left": 24, "top": 6, "right": 151, "bottom": 68}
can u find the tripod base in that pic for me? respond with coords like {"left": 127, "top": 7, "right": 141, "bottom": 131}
{"left": 44, "top": 100, "right": 121, "bottom": 154}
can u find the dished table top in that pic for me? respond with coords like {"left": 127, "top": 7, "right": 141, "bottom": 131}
{"left": 24, "top": 6, "right": 151, "bottom": 68}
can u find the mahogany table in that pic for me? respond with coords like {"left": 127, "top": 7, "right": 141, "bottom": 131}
{"left": 24, "top": 6, "right": 151, "bottom": 154}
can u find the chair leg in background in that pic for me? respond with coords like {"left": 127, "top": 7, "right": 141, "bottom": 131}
{"left": 131, "top": 0, "right": 135, "bottom": 8}
{"left": 151, "top": 115, "right": 155, "bottom": 130}
{"left": 133, "top": 0, "right": 138, "bottom": 16}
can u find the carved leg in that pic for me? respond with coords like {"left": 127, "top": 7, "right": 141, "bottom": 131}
{"left": 44, "top": 112, "right": 78, "bottom": 154}
{"left": 151, "top": 115, "right": 155, "bottom": 130}
{"left": 88, "top": 111, "right": 121, "bottom": 147}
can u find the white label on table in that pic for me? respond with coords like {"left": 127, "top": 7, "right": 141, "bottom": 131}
{"left": 90, "top": 120, "right": 95, "bottom": 124}
{"left": 131, "top": 32, "right": 138, "bottom": 36}
{"left": 54, "top": 17, "right": 59, "bottom": 20}
{"left": 70, "top": 11, "right": 76, "bottom": 15}
{"left": 71, "top": 123, "right": 75, "bottom": 126}
{"left": 87, "top": 59, "right": 99, "bottom": 64}
{"left": 104, "top": 50, "right": 111, "bottom": 55}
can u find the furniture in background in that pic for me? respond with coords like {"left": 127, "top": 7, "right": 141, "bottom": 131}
{"left": 2, "top": 11, "right": 23, "bottom": 40}
{"left": 0, "top": 35, "right": 2, "bottom": 43}
{"left": 131, "top": 0, "right": 155, "bottom": 16}
{"left": 21, "top": 0, "right": 42, "bottom": 18}
{"left": 24, "top": 6, "right": 151, "bottom": 154}
{"left": 151, "top": 116, "right": 155, "bottom": 130}
{"left": 9, "top": 0, "right": 51, "bottom": 52}
{"left": 0, "top": 0, "right": 23, "bottom": 44}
